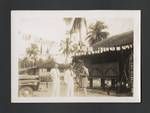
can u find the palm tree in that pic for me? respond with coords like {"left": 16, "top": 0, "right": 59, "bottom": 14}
{"left": 64, "top": 18, "right": 73, "bottom": 26}
{"left": 26, "top": 43, "right": 39, "bottom": 66}
{"left": 70, "top": 18, "right": 88, "bottom": 50}
{"left": 86, "top": 21, "right": 109, "bottom": 46}
{"left": 21, "top": 57, "right": 29, "bottom": 68}
{"left": 60, "top": 18, "right": 88, "bottom": 64}
{"left": 63, "top": 18, "right": 73, "bottom": 39}
{"left": 59, "top": 37, "right": 78, "bottom": 64}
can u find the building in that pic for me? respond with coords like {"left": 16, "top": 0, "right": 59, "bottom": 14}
{"left": 72, "top": 31, "right": 133, "bottom": 95}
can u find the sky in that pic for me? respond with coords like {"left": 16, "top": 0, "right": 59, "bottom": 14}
{"left": 11, "top": 11, "right": 136, "bottom": 63}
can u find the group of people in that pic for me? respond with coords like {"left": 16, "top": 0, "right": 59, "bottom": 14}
{"left": 49, "top": 61, "right": 89, "bottom": 97}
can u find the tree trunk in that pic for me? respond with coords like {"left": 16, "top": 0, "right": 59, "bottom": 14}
{"left": 79, "top": 28, "right": 82, "bottom": 50}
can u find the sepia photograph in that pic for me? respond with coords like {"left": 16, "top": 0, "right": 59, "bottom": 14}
{"left": 11, "top": 10, "right": 141, "bottom": 103}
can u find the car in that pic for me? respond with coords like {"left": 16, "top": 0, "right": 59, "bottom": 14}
{"left": 18, "top": 75, "right": 40, "bottom": 97}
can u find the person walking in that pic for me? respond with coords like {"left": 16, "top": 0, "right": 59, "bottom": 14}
{"left": 50, "top": 64, "right": 60, "bottom": 96}
{"left": 64, "top": 65, "right": 76, "bottom": 96}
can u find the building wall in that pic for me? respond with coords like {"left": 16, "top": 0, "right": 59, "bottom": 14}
{"left": 88, "top": 62, "right": 119, "bottom": 79}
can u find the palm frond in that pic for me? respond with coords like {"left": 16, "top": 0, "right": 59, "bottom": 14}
{"left": 86, "top": 21, "right": 109, "bottom": 46}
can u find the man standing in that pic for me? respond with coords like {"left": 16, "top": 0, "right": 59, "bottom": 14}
{"left": 50, "top": 64, "right": 60, "bottom": 96}
{"left": 64, "top": 65, "right": 76, "bottom": 96}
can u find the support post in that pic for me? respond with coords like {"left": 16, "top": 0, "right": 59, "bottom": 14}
{"left": 89, "top": 77, "right": 93, "bottom": 88}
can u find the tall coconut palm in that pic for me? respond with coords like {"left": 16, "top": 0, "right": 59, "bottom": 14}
{"left": 63, "top": 18, "right": 73, "bottom": 38}
{"left": 59, "top": 37, "right": 78, "bottom": 64}
{"left": 70, "top": 18, "right": 88, "bottom": 50}
{"left": 86, "top": 21, "right": 109, "bottom": 46}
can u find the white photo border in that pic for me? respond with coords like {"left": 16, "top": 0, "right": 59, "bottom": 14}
{"left": 11, "top": 10, "right": 141, "bottom": 103}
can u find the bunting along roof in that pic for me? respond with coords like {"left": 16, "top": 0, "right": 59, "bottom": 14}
{"left": 73, "top": 31, "right": 133, "bottom": 57}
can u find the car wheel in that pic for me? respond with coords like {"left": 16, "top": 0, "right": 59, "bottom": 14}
{"left": 19, "top": 86, "right": 33, "bottom": 97}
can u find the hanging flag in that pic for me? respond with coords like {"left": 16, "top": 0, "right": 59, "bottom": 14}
{"left": 116, "top": 47, "right": 121, "bottom": 51}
